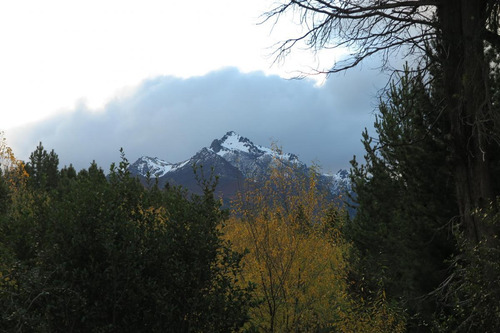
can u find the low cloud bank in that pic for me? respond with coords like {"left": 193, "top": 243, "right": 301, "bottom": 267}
{"left": 7, "top": 66, "right": 386, "bottom": 173}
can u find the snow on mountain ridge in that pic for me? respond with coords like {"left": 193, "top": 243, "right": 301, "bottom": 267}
{"left": 131, "top": 156, "right": 189, "bottom": 178}
{"left": 321, "top": 169, "right": 351, "bottom": 195}
{"left": 131, "top": 132, "right": 305, "bottom": 182}
{"left": 130, "top": 132, "right": 350, "bottom": 196}
{"left": 217, "top": 131, "right": 256, "bottom": 154}
{"left": 206, "top": 131, "right": 306, "bottom": 178}
{"left": 210, "top": 131, "right": 300, "bottom": 163}
{"left": 129, "top": 132, "right": 352, "bottom": 205}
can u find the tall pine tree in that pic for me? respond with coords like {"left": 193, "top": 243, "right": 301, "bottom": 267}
{"left": 347, "top": 68, "right": 457, "bottom": 330}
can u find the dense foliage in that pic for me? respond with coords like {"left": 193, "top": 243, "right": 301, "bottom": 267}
{"left": 347, "top": 69, "right": 457, "bottom": 328}
{"left": 0, "top": 139, "right": 414, "bottom": 332}
{"left": 226, "top": 159, "right": 405, "bottom": 332}
{"left": 4, "top": 1, "right": 500, "bottom": 331}
{"left": 0, "top": 143, "right": 252, "bottom": 332}
{"left": 267, "top": 2, "right": 500, "bottom": 330}
{"left": 437, "top": 201, "right": 500, "bottom": 332}
{"left": 348, "top": 66, "right": 500, "bottom": 331}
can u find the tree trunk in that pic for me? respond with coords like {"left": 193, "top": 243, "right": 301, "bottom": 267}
{"left": 438, "top": 0, "right": 495, "bottom": 243}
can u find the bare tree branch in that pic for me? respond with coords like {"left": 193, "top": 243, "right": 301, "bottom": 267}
{"left": 263, "top": 0, "right": 441, "bottom": 74}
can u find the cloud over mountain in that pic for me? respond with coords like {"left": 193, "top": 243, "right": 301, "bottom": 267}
{"left": 6, "top": 67, "right": 384, "bottom": 173}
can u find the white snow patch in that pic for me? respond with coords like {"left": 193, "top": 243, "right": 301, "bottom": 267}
{"left": 218, "top": 131, "right": 298, "bottom": 163}
{"left": 219, "top": 132, "right": 252, "bottom": 153}
{"left": 138, "top": 156, "right": 191, "bottom": 177}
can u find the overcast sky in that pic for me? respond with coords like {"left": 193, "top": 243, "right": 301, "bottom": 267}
{"left": 1, "top": 0, "right": 392, "bottom": 173}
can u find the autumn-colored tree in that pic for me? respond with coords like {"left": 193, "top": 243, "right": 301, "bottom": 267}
{"left": 226, "top": 156, "right": 404, "bottom": 332}
{"left": 0, "top": 133, "right": 30, "bottom": 317}
{"left": 0, "top": 132, "right": 29, "bottom": 191}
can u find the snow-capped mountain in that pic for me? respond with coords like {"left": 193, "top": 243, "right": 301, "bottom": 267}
{"left": 210, "top": 131, "right": 304, "bottom": 179}
{"left": 129, "top": 131, "right": 351, "bottom": 200}
{"left": 129, "top": 156, "right": 190, "bottom": 178}
{"left": 323, "top": 169, "right": 352, "bottom": 195}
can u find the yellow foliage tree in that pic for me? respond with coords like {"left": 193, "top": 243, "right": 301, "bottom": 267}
{"left": 0, "top": 132, "right": 28, "bottom": 188}
{"left": 0, "top": 133, "right": 29, "bottom": 293}
{"left": 226, "top": 155, "right": 405, "bottom": 332}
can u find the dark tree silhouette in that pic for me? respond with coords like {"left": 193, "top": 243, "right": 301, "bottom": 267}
{"left": 265, "top": 0, "right": 500, "bottom": 242}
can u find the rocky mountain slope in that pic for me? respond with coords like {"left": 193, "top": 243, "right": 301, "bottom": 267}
{"left": 129, "top": 131, "right": 351, "bottom": 201}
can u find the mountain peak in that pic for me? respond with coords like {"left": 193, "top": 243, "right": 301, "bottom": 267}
{"left": 128, "top": 131, "right": 351, "bottom": 204}
{"left": 210, "top": 131, "right": 262, "bottom": 155}
{"left": 129, "top": 156, "right": 189, "bottom": 178}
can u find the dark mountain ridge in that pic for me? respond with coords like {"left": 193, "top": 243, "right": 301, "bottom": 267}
{"left": 129, "top": 131, "right": 351, "bottom": 202}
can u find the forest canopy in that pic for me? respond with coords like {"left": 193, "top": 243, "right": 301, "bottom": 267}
{"left": 0, "top": 140, "right": 405, "bottom": 332}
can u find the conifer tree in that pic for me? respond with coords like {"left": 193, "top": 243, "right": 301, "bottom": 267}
{"left": 0, "top": 149, "right": 252, "bottom": 332}
{"left": 265, "top": 0, "right": 500, "bottom": 244}
{"left": 348, "top": 68, "right": 457, "bottom": 329}
{"left": 25, "top": 142, "right": 60, "bottom": 191}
